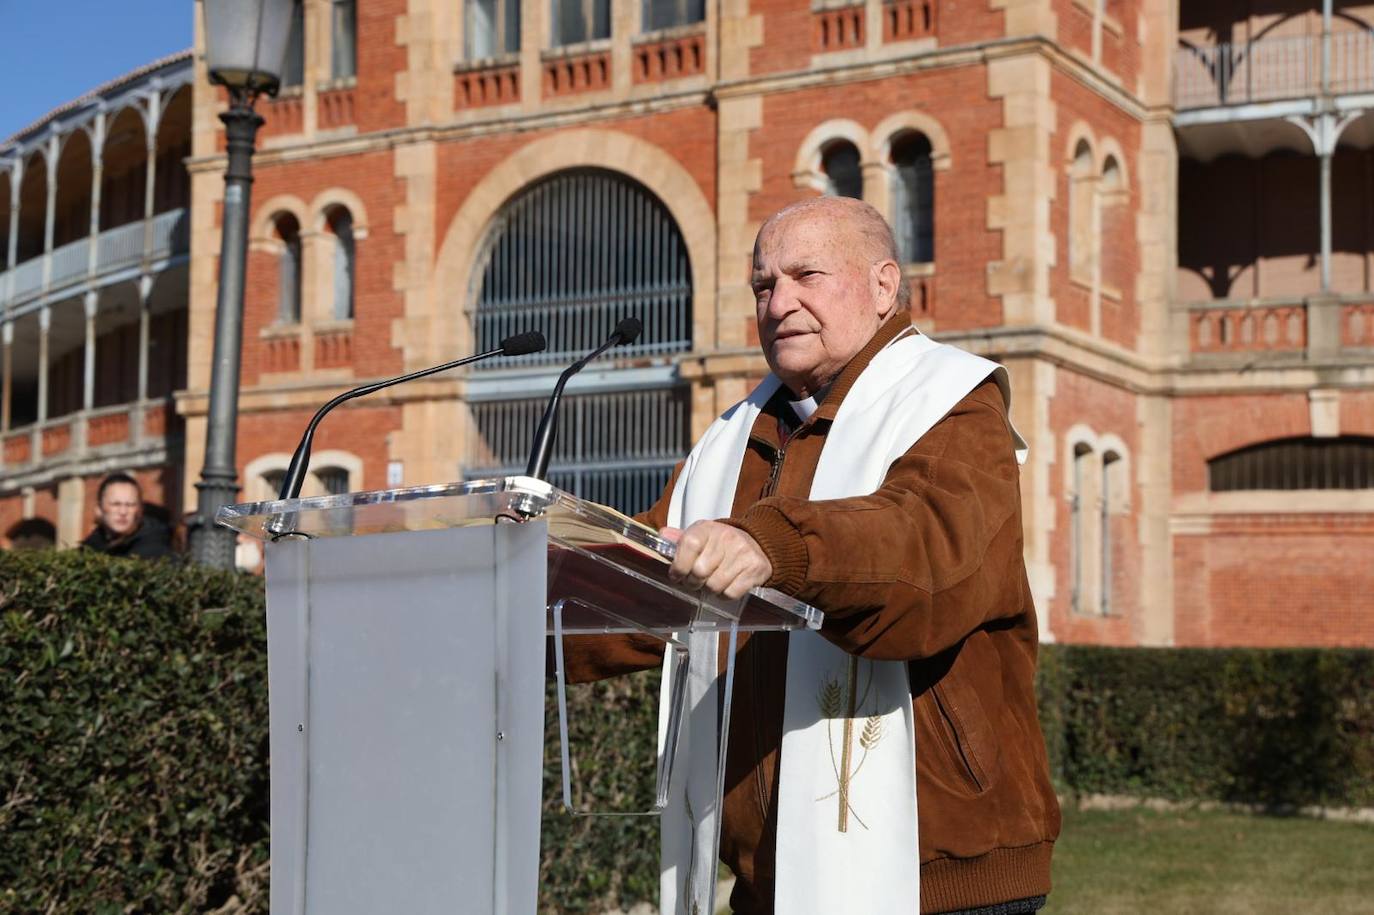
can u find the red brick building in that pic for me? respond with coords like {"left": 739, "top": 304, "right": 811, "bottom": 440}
{"left": 3, "top": 0, "right": 1372, "bottom": 647}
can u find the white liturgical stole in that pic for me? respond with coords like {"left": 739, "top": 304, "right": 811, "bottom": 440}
{"left": 659, "top": 327, "right": 1025, "bottom": 914}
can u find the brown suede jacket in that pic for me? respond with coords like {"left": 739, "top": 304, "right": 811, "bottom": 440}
{"left": 562, "top": 314, "right": 1060, "bottom": 914}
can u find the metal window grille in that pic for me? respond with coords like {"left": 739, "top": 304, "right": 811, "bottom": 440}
{"left": 466, "top": 386, "right": 689, "bottom": 515}
{"left": 1208, "top": 436, "right": 1374, "bottom": 491}
{"left": 315, "top": 467, "right": 351, "bottom": 495}
{"left": 890, "top": 133, "right": 933, "bottom": 264}
{"left": 822, "top": 142, "right": 863, "bottom": 199}
{"left": 470, "top": 169, "right": 692, "bottom": 367}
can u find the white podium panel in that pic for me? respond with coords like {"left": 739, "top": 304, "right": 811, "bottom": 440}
{"left": 264, "top": 523, "right": 547, "bottom": 915}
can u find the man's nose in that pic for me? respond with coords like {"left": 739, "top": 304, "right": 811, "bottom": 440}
{"left": 764, "top": 278, "right": 801, "bottom": 320}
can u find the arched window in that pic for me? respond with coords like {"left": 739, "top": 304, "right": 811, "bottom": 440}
{"left": 1101, "top": 451, "right": 1121, "bottom": 615}
{"left": 1208, "top": 437, "right": 1374, "bottom": 491}
{"left": 1070, "top": 442, "right": 1094, "bottom": 614}
{"left": 467, "top": 169, "right": 694, "bottom": 514}
{"left": 821, "top": 141, "right": 863, "bottom": 199}
{"left": 261, "top": 469, "right": 287, "bottom": 502}
{"left": 315, "top": 466, "right": 351, "bottom": 495}
{"left": 282, "top": 1, "right": 306, "bottom": 88}
{"left": 275, "top": 213, "right": 302, "bottom": 324}
{"left": 326, "top": 206, "right": 355, "bottom": 320}
{"left": 470, "top": 168, "right": 692, "bottom": 364}
{"left": 890, "top": 132, "right": 934, "bottom": 263}
{"left": 1068, "top": 139, "right": 1096, "bottom": 285}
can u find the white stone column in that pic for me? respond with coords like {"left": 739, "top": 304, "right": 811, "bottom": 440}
{"left": 88, "top": 114, "right": 105, "bottom": 275}
{"left": 3, "top": 162, "right": 19, "bottom": 310}
{"left": 41, "top": 136, "right": 59, "bottom": 288}
{"left": 82, "top": 290, "right": 98, "bottom": 411}
{"left": 143, "top": 93, "right": 162, "bottom": 259}
{"left": 5, "top": 162, "right": 19, "bottom": 271}
{"left": 1, "top": 320, "right": 11, "bottom": 435}
{"left": 134, "top": 274, "right": 152, "bottom": 445}
{"left": 35, "top": 306, "right": 50, "bottom": 468}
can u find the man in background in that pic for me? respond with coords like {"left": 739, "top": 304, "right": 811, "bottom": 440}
{"left": 81, "top": 472, "right": 176, "bottom": 560}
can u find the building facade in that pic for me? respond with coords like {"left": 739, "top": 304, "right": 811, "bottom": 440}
{"left": 3, "top": 0, "right": 1372, "bottom": 647}
{"left": 0, "top": 54, "right": 193, "bottom": 549}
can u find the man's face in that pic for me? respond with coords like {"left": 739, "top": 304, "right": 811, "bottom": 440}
{"left": 98, "top": 482, "right": 143, "bottom": 537}
{"left": 751, "top": 214, "right": 889, "bottom": 398}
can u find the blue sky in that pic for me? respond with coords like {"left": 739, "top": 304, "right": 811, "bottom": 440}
{"left": 0, "top": 0, "right": 192, "bottom": 141}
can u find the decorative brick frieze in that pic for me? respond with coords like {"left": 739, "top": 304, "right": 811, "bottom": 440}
{"left": 455, "top": 61, "right": 521, "bottom": 109}
{"left": 542, "top": 49, "right": 612, "bottom": 98}
{"left": 315, "top": 327, "right": 354, "bottom": 368}
{"left": 41, "top": 423, "right": 71, "bottom": 458}
{"left": 813, "top": 6, "right": 865, "bottom": 53}
{"left": 318, "top": 83, "right": 357, "bottom": 129}
{"left": 1343, "top": 301, "right": 1374, "bottom": 348}
{"left": 261, "top": 92, "right": 305, "bottom": 139}
{"left": 87, "top": 411, "right": 130, "bottom": 447}
{"left": 1189, "top": 302, "right": 1307, "bottom": 354}
{"left": 883, "top": 0, "right": 936, "bottom": 42}
{"left": 633, "top": 30, "right": 706, "bottom": 84}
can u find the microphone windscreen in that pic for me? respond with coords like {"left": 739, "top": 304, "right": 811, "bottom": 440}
{"left": 501, "top": 330, "right": 547, "bottom": 356}
{"left": 614, "top": 317, "right": 643, "bottom": 345}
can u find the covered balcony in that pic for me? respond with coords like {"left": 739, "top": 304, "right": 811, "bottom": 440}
{"left": 0, "top": 54, "right": 191, "bottom": 494}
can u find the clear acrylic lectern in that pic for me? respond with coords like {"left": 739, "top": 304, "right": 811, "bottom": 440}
{"left": 218, "top": 476, "right": 821, "bottom": 915}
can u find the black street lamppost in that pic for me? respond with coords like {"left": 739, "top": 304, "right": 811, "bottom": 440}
{"left": 189, "top": 0, "right": 297, "bottom": 567}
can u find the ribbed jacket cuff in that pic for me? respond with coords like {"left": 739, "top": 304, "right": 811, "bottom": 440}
{"left": 727, "top": 504, "right": 809, "bottom": 595}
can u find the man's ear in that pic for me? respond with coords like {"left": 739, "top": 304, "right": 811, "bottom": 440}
{"left": 872, "top": 259, "right": 901, "bottom": 318}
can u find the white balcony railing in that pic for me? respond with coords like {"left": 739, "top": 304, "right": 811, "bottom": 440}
{"left": 49, "top": 237, "right": 91, "bottom": 291}
{"left": 1175, "top": 31, "right": 1374, "bottom": 110}
{"left": 0, "top": 207, "right": 188, "bottom": 310}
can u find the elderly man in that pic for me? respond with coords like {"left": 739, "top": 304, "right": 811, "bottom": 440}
{"left": 81, "top": 472, "right": 175, "bottom": 559}
{"left": 569, "top": 198, "right": 1058, "bottom": 915}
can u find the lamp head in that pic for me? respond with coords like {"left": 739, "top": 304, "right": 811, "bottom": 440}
{"left": 203, "top": 0, "right": 298, "bottom": 96}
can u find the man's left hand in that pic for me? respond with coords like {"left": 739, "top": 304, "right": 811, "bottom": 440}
{"left": 661, "top": 521, "right": 773, "bottom": 600}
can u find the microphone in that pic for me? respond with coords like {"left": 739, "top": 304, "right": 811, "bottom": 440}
{"left": 524, "top": 318, "right": 642, "bottom": 481}
{"left": 276, "top": 331, "right": 546, "bottom": 501}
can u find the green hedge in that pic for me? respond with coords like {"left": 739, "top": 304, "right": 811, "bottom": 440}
{"left": 2, "top": 552, "right": 1372, "bottom": 913}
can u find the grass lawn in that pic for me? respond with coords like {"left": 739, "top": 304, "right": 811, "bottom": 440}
{"left": 1047, "top": 805, "right": 1374, "bottom": 914}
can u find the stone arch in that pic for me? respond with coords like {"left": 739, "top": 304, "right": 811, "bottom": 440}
{"left": 792, "top": 118, "right": 871, "bottom": 194}
{"left": 871, "top": 110, "right": 953, "bottom": 171}
{"left": 250, "top": 194, "right": 311, "bottom": 249}
{"left": 309, "top": 449, "right": 366, "bottom": 494}
{"left": 434, "top": 128, "right": 716, "bottom": 358}
{"left": 1098, "top": 137, "right": 1129, "bottom": 188}
{"left": 308, "top": 187, "right": 370, "bottom": 238}
{"left": 1063, "top": 121, "right": 1098, "bottom": 167}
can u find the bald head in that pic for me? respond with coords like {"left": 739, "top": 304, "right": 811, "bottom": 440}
{"left": 756, "top": 197, "right": 911, "bottom": 311}
{"left": 750, "top": 197, "right": 908, "bottom": 397}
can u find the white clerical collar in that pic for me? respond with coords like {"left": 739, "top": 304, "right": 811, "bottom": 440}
{"left": 788, "top": 395, "right": 819, "bottom": 422}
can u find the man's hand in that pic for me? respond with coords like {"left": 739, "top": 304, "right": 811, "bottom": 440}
{"left": 660, "top": 521, "right": 773, "bottom": 600}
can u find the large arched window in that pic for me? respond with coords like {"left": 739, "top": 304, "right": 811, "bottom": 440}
{"left": 470, "top": 168, "right": 692, "bottom": 365}
{"left": 821, "top": 140, "right": 863, "bottom": 199}
{"left": 890, "top": 132, "right": 934, "bottom": 264}
{"left": 326, "top": 206, "right": 355, "bottom": 320}
{"left": 466, "top": 168, "right": 693, "bottom": 514}
{"left": 1208, "top": 437, "right": 1374, "bottom": 491}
